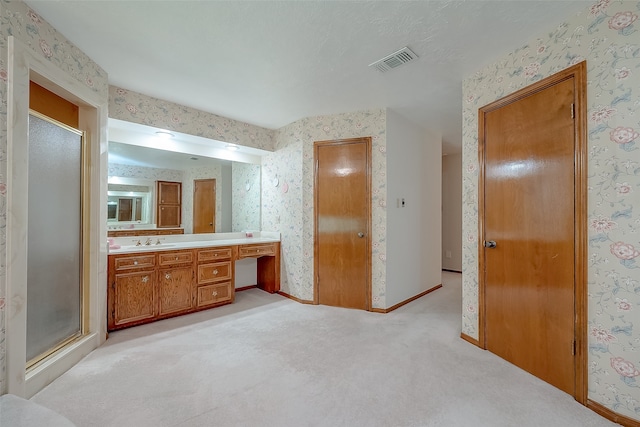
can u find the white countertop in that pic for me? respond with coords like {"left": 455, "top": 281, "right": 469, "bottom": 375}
{"left": 108, "top": 232, "right": 280, "bottom": 255}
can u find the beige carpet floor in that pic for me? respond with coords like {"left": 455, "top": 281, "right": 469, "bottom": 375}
{"left": 31, "top": 272, "right": 616, "bottom": 426}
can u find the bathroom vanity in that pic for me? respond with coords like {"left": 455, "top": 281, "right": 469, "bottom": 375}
{"left": 107, "top": 233, "right": 280, "bottom": 331}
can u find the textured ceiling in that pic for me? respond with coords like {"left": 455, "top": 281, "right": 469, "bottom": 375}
{"left": 28, "top": 1, "right": 588, "bottom": 154}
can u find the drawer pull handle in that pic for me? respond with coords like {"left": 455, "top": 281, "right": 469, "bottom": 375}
{"left": 213, "top": 269, "right": 218, "bottom": 275}
{"left": 214, "top": 254, "right": 218, "bottom": 257}
{"left": 175, "top": 256, "right": 179, "bottom": 260}
{"left": 212, "top": 291, "right": 218, "bottom": 297}
{"left": 142, "top": 276, "right": 149, "bottom": 283}
{"left": 165, "top": 273, "right": 171, "bottom": 280}
{"left": 134, "top": 260, "right": 138, "bottom": 265}
{"left": 257, "top": 249, "right": 260, "bottom": 253}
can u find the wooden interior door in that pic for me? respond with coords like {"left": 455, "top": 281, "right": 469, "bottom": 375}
{"left": 118, "top": 198, "right": 132, "bottom": 221}
{"left": 193, "top": 179, "right": 216, "bottom": 233}
{"left": 480, "top": 65, "right": 586, "bottom": 397}
{"left": 314, "top": 138, "right": 371, "bottom": 310}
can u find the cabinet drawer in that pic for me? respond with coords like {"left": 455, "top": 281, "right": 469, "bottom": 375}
{"left": 157, "top": 229, "right": 184, "bottom": 235}
{"left": 238, "top": 243, "right": 276, "bottom": 259}
{"left": 197, "top": 282, "right": 233, "bottom": 307}
{"left": 158, "top": 250, "right": 193, "bottom": 266}
{"left": 107, "top": 230, "right": 137, "bottom": 237}
{"left": 114, "top": 254, "right": 156, "bottom": 271}
{"left": 197, "top": 261, "right": 232, "bottom": 284}
{"left": 198, "top": 247, "right": 233, "bottom": 262}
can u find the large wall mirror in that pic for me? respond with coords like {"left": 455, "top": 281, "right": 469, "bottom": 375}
{"left": 108, "top": 119, "right": 266, "bottom": 234}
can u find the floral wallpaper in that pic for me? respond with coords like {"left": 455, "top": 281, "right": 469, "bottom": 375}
{"left": 109, "top": 85, "right": 275, "bottom": 151}
{"left": 262, "top": 109, "right": 387, "bottom": 307}
{"left": 0, "top": 1, "right": 108, "bottom": 395}
{"left": 462, "top": 0, "right": 640, "bottom": 420}
{"left": 232, "top": 162, "right": 261, "bottom": 232}
{"left": 108, "top": 163, "right": 183, "bottom": 183}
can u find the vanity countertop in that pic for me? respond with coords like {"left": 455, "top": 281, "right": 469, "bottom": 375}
{"left": 108, "top": 232, "right": 280, "bottom": 255}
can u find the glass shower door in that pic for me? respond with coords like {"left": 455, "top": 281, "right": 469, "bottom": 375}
{"left": 26, "top": 111, "right": 85, "bottom": 365}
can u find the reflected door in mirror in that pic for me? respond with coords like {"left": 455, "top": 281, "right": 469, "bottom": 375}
{"left": 194, "top": 179, "right": 216, "bottom": 234}
{"left": 118, "top": 198, "right": 132, "bottom": 221}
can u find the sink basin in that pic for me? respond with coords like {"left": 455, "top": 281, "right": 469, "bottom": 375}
{"left": 150, "top": 243, "right": 176, "bottom": 248}
{"left": 119, "top": 243, "right": 176, "bottom": 250}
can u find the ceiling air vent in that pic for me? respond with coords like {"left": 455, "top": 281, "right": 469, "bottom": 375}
{"left": 369, "top": 47, "right": 418, "bottom": 73}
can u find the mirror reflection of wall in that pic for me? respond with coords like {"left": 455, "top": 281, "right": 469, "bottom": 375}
{"left": 108, "top": 139, "right": 262, "bottom": 233}
{"left": 232, "top": 162, "right": 261, "bottom": 232}
{"left": 107, "top": 183, "right": 151, "bottom": 223}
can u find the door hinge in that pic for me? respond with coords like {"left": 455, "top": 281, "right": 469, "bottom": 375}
{"left": 571, "top": 103, "right": 575, "bottom": 119}
{"left": 572, "top": 339, "right": 576, "bottom": 356}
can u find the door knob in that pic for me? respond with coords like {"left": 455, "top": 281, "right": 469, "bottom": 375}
{"left": 484, "top": 240, "right": 497, "bottom": 248}
{"left": 357, "top": 232, "right": 365, "bottom": 238}
{"left": 209, "top": 223, "right": 213, "bottom": 226}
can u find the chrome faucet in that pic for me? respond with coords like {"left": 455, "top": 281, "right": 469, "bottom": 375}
{"left": 133, "top": 239, "right": 142, "bottom": 246}
{"left": 144, "top": 238, "right": 153, "bottom": 246}
{"left": 155, "top": 238, "right": 165, "bottom": 245}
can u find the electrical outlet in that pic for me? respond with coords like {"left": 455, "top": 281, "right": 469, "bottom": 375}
{"left": 401, "top": 198, "right": 405, "bottom": 207}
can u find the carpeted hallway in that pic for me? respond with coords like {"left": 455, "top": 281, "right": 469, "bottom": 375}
{"left": 31, "top": 272, "right": 615, "bottom": 426}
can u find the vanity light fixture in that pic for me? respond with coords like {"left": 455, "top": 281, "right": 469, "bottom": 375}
{"left": 155, "top": 130, "right": 174, "bottom": 139}
{"left": 226, "top": 144, "right": 239, "bottom": 151}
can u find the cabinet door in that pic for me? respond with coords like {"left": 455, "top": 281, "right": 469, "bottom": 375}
{"left": 157, "top": 205, "right": 181, "bottom": 228}
{"left": 157, "top": 181, "right": 182, "bottom": 228}
{"left": 113, "top": 270, "right": 156, "bottom": 327}
{"left": 158, "top": 266, "right": 194, "bottom": 316}
{"left": 157, "top": 181, "right": 181, "bottom": 204}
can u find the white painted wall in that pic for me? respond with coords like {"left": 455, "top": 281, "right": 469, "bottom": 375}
{"left": 442, "top": 153, "right": 462, "bottom": 271}
{"left": 385, "top": 110, "right": 442, "bottom": 308}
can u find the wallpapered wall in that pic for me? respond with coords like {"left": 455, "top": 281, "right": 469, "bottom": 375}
{"left": 108, "top": 163, "right": 183, "bottom": 182}
{"left": 232, "top": 162, "right": 261, "bottom": 232}
{"left": 108, "top": 86, "right": 274, "bottom": 151}
{"left": 263, "top": 110, "right": 387, "bottom": 306}
{"left": 462, "top": 0, "right": 640, "bottom": 419}
{"left": 0, "top": 1, "right": 109, "bottom": 394}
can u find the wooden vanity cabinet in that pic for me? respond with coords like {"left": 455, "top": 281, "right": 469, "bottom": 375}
{"left": 108, "top": 253, "right": 157, "bottom": 330}
{"left": 157, "top": 250, "right": 195, "bottom": 318}
{"left": 108, "top": 242, "right": 279, "bottom": 331}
